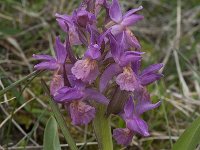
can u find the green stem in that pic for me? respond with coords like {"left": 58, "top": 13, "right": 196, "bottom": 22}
{"left": 93, "top": 104, "right": 113, "bottom": 150}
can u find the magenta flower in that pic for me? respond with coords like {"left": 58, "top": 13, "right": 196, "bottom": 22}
{"left": 108, "top": 0, "right": 143, "bottom": 49}
{"left": 100, "top": 34, "right": 142, "bottom": 92}
{"left": 100, "top": 34, "right": 163, "bottom": 92}
{"left": 113, "top": 95, "right": 161, "bottom": 145}
{"left": 33, "top": 37, "right": 68, "bottom": 95}
{"left": 54, "top": 76, "right": 109, "bottom": 125}
{"left": 56, "top": 14, "right": 82, "bottom": 45}
{"left": 33, "top": 37, "right": 67, "bottom": 71}
{"left": 71, "top": 27, "right": 110, "bottom": 84}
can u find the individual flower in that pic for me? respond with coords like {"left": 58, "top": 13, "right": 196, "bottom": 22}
{"left": 100, "top": 34, "right": 163, "bottom": 92}
{"left": 33, "top": 37, "right": 68, "bottom": 95}
{"left": 54, "top": 76, "right": 109, "bottom": 125}
{"left": 108, "top": 0, "right": 143, "bottom": 49}
{"left": 100, "top": 34, "right": 143, "bottom": 92}
{"left": 55, "top": 14, "right": 82, "bottom": 45}
{"left": 72, "top": 8, "right": 96, "bottom": 28}
{"left": 56, "top": 6, "right": 96, "bottom": 45}
{"left": 33, "top": 37, "right": 67, "bottom": 71}
{"left": 113, "top": 95, "right": 161, "bottom": 145}
{"left": 71, "top": 27, "right": 110, "bottom": 84}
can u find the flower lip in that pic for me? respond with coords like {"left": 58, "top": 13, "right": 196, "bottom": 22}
{"left": 116, "top": 66, "right": 139, "bottom": 92}
{"left": 70, "top": 101, "right": 96, "bottom": 125}
{"left": 71, "top": 58, "right": 100, "bottom": 84}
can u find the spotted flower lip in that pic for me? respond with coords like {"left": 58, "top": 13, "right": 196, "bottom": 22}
{"left": 113, "top": 128, "right": 134, "bottom": 146}
{"left": 69, "top": 101, "right": 96, "bottom": 125}
{"left": 71, "top": 27, "right": 111, "bottom": 84}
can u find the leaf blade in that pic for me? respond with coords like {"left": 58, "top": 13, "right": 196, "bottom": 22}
{"left": 173, "top": 116, "right": 200, "bottom": 150}
{"left": 44, "top": 116, "right": 61, "bottom": 150}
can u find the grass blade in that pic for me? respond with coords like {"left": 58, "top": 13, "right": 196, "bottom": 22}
{"left": 41, "top": 79, "right": 78, "bottom": 150}
{"left": 172, "top": 116, "right": 200, "bottom": 150}
{"left": 0, "top": 70, "right": 41, "bottom": 97}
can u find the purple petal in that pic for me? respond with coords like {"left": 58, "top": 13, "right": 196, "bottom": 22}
{"left": 136, "top": 101, "right": 161, "bottom": 115}
{"left": 113, "top": 128, "right": 134, "bottom": 146}
{"left": 50, "top": 75, "right": 64, "bottom": 96}
{"left": 108, "top": 33, "right": 121, "bottom": 59}
{"left": 124, "top": 97, "right": 134, "bottom": 118}
{"left": 119, "top": 51, "right": 142, "bottom": 67}
{"left": 54, "top": 87, "right": 84, "bottom": 103}
{"left": 140, "top": 63, "right": 164, "bottom": 76}
{"left": 70, "top": 101, "right": 95, "bottom": 125}
{"left": 140, "top": 73, "right": 164, "bottom": 86}
{"left": 33, "top": 54, "right": 55, "bottom": 61}
{"left": 126, "top": 116, "right": 150, "bottom": 136}
{"left": 85, "top": 44, "right": 101, "bottom": 59}
{"left": 109, "top": 0, "right": 122, "bottom": 23}
{"left": 55, "top": 14, "right": 81, "bottom": 45}
{"left": 34, "top": 61, "right": 58, "bottom": 70}
{"left": 55, "top": 37, "right": 68, "bottom": 64}
{"left": 123, "top": 6, "right": 143, "bottom": 18}
{"left": 110, "top": 24, "right": 124, "bottom": 35}
{"left": 99, "top": 63, "right": 122, "bottom": 92}
{"left": 84, "top": 88, "right": 109, "bottom": 105}
{"left": 65, "top": 36, "right": 77, "bottom": 63}
{"left": 98, "top": 28, "right": 112, "bottom": 46}
{"left": 122, "top": 14, "right": 144, "bottom": 27}
{"left": 131, "top": 60, "right": 141, "bottom": 75}
{"left": 75, "top": 10, "right": 96, "bottom": 27}
{"left": 55, "top": 14, "right": 72, "bottom": 32}
{"left": 125, "top": 30, "right": 141, "bottom": 50}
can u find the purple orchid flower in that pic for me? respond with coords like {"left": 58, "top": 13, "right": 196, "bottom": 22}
{"left": 33, "top": 37, "right": 67, "bottom": 71}
{"left": 71, "top": 27, "right": 110, "bottom": 84}
{"left": 56, "top": 7, "right": 96, "bottom": 45}
{"left": 100, "top": 34, "right": 143, "bottom": 92}
{"left": 54, "top": 76, "right": 109, "bottom": 125}
{"left": 113, "top": 95, "right": 161, "bottom": 145}
{"left": 33, "top": 37, "right": 68, "bottom": 95}
{"left": 100, "top": 34, "right": 163, "bottom": 92}
{"left": 56, "top": 13, "right": 82, "bottom": 45}
{"left": 108, "top": 0, "right": 143, "bottom": 50}
{"left": 73, "top": 8, "right": 96, "bottom": 28}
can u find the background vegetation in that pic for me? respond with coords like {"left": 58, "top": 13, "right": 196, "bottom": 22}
{"left": 0, "top": 0, "right": 200, "bottom": 149}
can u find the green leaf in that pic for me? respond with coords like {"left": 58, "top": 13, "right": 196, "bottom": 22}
{"left": 44, "top": 116, "right": 61, "bottom": 150}
{"left": 172, "top": 116, "right": 200, "bottom": 150}
{"left": 41, "top": 79, "right": 78, "bottom": 150}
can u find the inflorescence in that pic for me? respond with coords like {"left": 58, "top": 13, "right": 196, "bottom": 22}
{"left": 33, "top": 0, "right": 163, "bottom": 146}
